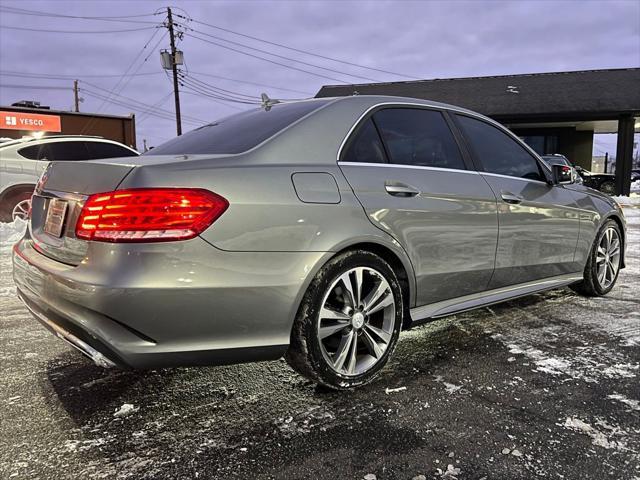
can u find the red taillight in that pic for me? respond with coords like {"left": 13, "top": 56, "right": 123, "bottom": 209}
{"left": 75, "top": 188, "right": 228, "bottom": 243}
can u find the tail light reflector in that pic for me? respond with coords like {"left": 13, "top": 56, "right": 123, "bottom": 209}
{"left": 75, "top": 188, "right": 228, "bottom": 243}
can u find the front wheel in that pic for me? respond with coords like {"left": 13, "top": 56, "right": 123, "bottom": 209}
{"left": 571, "top": 220, "right": 622, "bottom": 296}
{"left": 285, "top": 250, "right": 403, "bottom": 389}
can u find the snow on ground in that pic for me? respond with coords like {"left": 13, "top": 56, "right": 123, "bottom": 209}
{"left": 0, "top": 204, "right": 638, "bottom": 479}
{"left": 0, "top": 219, "right": 25, "bottom": 297}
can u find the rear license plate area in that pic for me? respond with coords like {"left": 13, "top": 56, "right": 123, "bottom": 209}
{"left": 44, "top": 198, "right": 68, "bottom": 238}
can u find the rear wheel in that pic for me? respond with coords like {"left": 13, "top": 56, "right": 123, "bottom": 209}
{"left": 1, "top": 190, "right": 32, "bottom": 222}
{"left": 571, "top": 220, "right": 622, "bottom": 296}
{"left": 600, "top": 180, "right": 616, "bottom": 195}
{"left": 285, "top": 250, "right": 403, "bottom": 389}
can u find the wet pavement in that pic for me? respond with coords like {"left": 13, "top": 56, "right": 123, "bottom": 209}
{"left": 1, "top": 207, "right": 638, "bottom": 480}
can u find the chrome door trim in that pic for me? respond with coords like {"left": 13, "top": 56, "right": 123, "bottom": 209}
{"left": 409, "top": 272, "right": 583, "bottom": 322}
{"left": 480, "top": 171, "right": 549, "bottom": 185}
{"left": 338, "top": 161, "right": 480, "bottom": 176}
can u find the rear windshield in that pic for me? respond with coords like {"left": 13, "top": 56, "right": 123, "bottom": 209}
{"left": 146, "top": 100, "right": 331, "bottom": 156}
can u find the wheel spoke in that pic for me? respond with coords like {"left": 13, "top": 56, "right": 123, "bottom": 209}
{"left": 320, "top": 307, "right": 350, "bottom": 321}
{"left": 353, "top": 267, "right": 364, "bottom": 307}
{"left": 362, "top": 330, "right": 384, "bottom": 359}
{"left": 597, "top": 264, "right": 606, "bottom": 284}
{"left": 346, "top": 334, "right": 358, "bottom": 374}
{"left": 339, "top": 272, "right": 356, "bottom": 308}
{"left": 333, "top": 330, "right": 354, "bottom": 371}
{"left": 319, "top": 320, "right": 350, "bottom": 340}
{"left": 364, "top": 323, "right": 392, "bottom": 344}
{"left": 362, "top": 280, "right": 388, "bottom": 313}
{"left": 365, "top": 290, "right": 394, "bottom": 316}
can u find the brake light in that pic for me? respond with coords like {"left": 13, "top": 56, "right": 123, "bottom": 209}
{"left": 75, "top": 188, "right": 228, "bottom": 243}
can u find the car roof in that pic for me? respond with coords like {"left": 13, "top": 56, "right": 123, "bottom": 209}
{"left": 0, "top": 135, "right": 137, "bottom": 152}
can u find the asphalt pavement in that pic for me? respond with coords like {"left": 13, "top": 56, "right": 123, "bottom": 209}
{"left": 1, "top": 207, "right": 638, "bottom": 480}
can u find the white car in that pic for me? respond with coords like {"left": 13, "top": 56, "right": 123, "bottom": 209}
{"left": 0, "top": 136, "right": 138, "bottom": 221}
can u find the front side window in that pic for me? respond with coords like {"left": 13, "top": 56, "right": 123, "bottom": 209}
{"left": 456, "top": 115, "right": 544, "bottom": 181}
{"left": 372, "top": 108, "right": 465, "bottom": 170}
{"left": 147, "top": 100, "right": 331, "bottom": 156}
{"left": 341, "top": 118, "right": 387, "bottom": 164}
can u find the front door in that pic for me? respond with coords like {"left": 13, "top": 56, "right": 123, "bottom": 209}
{"left": 454, "top": 114, "right": 581, "bottom": 288}
{"left": 339, "top": 106, "right": 499, "bottom": 306}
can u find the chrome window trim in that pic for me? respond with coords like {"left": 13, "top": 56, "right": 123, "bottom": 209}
{"left": 337, "top": 161, "right": 479, "bottom": 176}
{"left": 480, "top": 171, "right": 549, "bottom": 185}
{"left": 336, "top": 101, "right": 503, "bottom": 164}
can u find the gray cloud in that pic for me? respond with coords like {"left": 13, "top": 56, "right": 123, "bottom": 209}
{"left": 1, "top": 0, "right": 638, "bottom": 149}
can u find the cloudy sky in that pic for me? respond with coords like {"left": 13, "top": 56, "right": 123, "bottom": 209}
{"left": 0, "top": 0, "right": 638, "bottom": 153}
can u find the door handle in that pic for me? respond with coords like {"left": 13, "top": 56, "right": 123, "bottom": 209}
{"left": 385, "top": 183, "right": 420, "bottom": 197}
{"left": 501, "top": 192, "right": 523, "bottom": 204}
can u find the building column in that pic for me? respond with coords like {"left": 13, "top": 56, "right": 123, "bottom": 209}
{"left": 614, "top": 114, "right": 634, "bottom": 196}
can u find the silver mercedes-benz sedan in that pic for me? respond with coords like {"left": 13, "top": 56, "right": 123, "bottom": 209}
{"left": 12, "top": 95, "right": 626, "bottom": 389}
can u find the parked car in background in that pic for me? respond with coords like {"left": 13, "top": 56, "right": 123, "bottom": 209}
{"left": 631, "top": 169, "right": 640, "bottom": 182}
{"left": 541, "top": 154, "right": 582, "bottom": 185}
{"left": 13, "top": 96, "right": 626, "bottom": 389}
{"left": 0, "top": 135, "right": 138, "bottom": 222}
{"left": 542, "top": 154, "right": 617, "bottom": 194}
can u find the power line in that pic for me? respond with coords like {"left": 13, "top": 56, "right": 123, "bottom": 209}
{"left": 81, "top": 88, "right": 203, "bottom": 126}
{"left": 0, "top": 5, "right": 160, "bottom": 24}
{"left": 179, "top": 77, "right": 260, "bottom": 105}
{"left": 0, "top": 70, "right": 162, "bottom": 79}
{"left": 187, "top": 31, "right": 352, "bottom": 84}
{"left": 180, "top": 90, "right": 246, "bottom": 111}
{"left": 80, "top": 81, "right": 207, "bottom": 123}
{"left": 188, "top": 71, "right": 313, "bottom": 95}
{"left": 178, "top": 73, "right": 261, "bottom": 101}
{"left": 0, "top": 84, "right": 70, "bottom": 90}
{"left": 177, "top": 23, "right": 380, "bottom": 83}
{"left": 176, "top": 14, "right": 420, "bottom": 80}
{"left": 80, "top": 27, "right": 166, "bottom": 133}
{"left": 0, "top": 24, "right": 159, "bottom": 34}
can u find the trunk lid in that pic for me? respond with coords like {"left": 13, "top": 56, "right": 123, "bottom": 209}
{"left": 29, "top": 159, "right": 137, "bottom": 265}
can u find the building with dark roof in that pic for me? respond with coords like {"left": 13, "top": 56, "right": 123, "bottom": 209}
{"left": 316, "top": 68, "right": 640, "bottom": 195}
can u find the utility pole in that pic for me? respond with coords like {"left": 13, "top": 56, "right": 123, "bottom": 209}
{"left": 73, "top": 79, "right": 80, "bottom": 112}
{"left": 166, "top": 7, "right": 182, "bottom": 136}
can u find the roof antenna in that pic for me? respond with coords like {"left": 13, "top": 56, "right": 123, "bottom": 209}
{"left": 261, "top": 93, "right": 281, "bottom": 111}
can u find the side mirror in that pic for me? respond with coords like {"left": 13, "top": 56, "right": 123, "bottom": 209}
{"left": 552, "top": 164, "right": 574, "bottom": 185}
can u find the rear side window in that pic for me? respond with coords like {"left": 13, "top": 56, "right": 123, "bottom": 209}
{"left": 373, "top": 108, "right": 465, "bottom": 169}
{"left": 86, "top": 142, "right": 137, "bottom": 159}
{"left": 341, "top": 118, "right": 387, "bottom": 164}
{"left": 47, "top": 142, "right": 92, "bottom": 161}
{"left": 148, "top": 100, "right": 331, "bottom": 155}
{"left": 17, "top": 145, "right": 42, "bottom": 160}
{"left": 456, "top": 115, "right": 544, "bottom": 181}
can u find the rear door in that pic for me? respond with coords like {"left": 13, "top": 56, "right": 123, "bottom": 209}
{"left": 454, "top": 114, "right": 581, "bottom": 288}
{"left": 339, "top": 106, "right": 498, "bottom": 306}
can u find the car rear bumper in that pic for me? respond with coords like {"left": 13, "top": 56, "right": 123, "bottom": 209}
{"left": 13, "top": 236, "right": 329, "bottom": 369}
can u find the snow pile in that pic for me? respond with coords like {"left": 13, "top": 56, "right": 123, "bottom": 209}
{"left": 562, "top": 417, "right": 631, "bottom": 451}
{"left": 0, "top": 218, "right": 26, "bottom": 253}
{"left": 613, "top": 192, "right": 640, "bottom": 206}
{"left": 0, "top": 219, "right": 26, "bottom": 297}
{"left": 113, "top": 403, "right": 139, "bottom": 418}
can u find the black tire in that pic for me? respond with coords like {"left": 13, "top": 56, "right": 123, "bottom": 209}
{"left": 285, "top": 250, "right": 404, "bottom": 389}
{"left": 599, "top": 180, "right": 616, "bottom": 196}
{"left": 570, "top": 219, "right": 622, "bottom": 296}
{"left": 1, "top": 190, "right": 32, "bottom": 223}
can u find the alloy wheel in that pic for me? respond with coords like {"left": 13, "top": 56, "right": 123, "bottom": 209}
{"left": 11, "top": 199, "right": 30, "bottom": 221}
{"left": 596, "top": 227, "right": 621, "bottom": 289}
{"left": 317, "top": 267, "right": 396, "bottom": 376}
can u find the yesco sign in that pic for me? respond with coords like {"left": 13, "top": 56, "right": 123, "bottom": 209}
{"left": 1, "top": 111, "right": 62, "bottom": 132}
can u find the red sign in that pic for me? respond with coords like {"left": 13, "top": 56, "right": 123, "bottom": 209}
{"left": 0, "top": 111, "right": 62, "bottom": 132}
